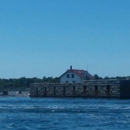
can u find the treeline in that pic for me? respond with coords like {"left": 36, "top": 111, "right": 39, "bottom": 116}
{"left": 0, "top": 77, "right": 60, "bottom": 88}
{"left": 0, "top": 75, "right": 129, "bottom": 89}
{"left": 94, "top": 74, "right": 130, "bottom": 80}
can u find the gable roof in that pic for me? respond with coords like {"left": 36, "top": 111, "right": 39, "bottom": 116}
{"left": 60, "top": 69, "right": 94, "bottom": 79}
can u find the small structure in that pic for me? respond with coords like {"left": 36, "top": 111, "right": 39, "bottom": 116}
{"left": 60, "top": 66, "right": 94, "bottom": 83}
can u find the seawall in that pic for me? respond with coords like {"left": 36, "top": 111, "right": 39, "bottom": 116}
{"left": 30, "top": 79, "right": 130, "bottom": 98}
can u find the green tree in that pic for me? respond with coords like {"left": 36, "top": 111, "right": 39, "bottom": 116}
{"left": 94, "top": 74, "right": 100, "bottom": 79}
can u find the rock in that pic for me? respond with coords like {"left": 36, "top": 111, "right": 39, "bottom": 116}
{"left": 3, "top": 91, "right": 8, "bottom": 95}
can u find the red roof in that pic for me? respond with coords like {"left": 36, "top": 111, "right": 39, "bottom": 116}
{"left": 60, "top": 69, "right": 94, "bottom": 79}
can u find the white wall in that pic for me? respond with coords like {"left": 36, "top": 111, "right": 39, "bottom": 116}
{"left": 60, "top": 72, "right": 83, "bottom": 83}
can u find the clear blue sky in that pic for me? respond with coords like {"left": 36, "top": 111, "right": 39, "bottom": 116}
{"left": 0, "top": 0, "right": 130, "bottom": 78}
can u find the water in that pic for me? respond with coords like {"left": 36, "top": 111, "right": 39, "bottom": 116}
{"left": 0, "top": 97, "right": 130, "bottom": 130}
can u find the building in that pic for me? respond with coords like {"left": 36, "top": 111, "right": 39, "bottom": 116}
{"left": 60, "top": 66, "right": 94, "bottom": 83}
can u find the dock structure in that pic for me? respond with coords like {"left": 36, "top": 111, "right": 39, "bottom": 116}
{"left": 30, "top": 79, "right": 130, "bottom": 98}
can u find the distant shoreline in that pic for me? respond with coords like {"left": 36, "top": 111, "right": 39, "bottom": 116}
{"left": 0, "top": 91, "right": 30, "bottom": 97}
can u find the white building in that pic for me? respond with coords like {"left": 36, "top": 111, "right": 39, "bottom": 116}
{"left": 60, "top": 66, "right": 93, "bottom": 83}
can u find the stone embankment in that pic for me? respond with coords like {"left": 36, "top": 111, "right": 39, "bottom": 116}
{"left": 30, "top": 79, "right": 125, "bottom": 98}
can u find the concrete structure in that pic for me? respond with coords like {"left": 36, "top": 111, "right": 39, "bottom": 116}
{"left": 30, "top": 79, "right": 129, "bottom": 98}
{"left": 60, "top": 66, "right": 93, "bottom": 83}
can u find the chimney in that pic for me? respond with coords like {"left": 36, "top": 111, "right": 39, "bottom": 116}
{"left": 70, "top": 65, "right": 72, "bottom": 70}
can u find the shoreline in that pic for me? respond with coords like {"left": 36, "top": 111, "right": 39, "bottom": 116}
{"left": 0, "top": 91, "right": 30, "bottom": 97}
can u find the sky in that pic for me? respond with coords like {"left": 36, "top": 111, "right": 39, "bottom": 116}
{"left": 0, "top": 0, "right": 130, "bottom": 79}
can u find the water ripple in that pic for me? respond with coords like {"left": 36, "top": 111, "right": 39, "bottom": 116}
{"left": 0, "top": 97, "right": 130, "bottom": 130}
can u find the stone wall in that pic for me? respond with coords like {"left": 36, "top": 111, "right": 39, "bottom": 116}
{"left": 30, "top": 80, "right": 120, "bottom": 98}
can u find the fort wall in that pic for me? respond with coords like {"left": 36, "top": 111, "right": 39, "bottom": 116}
{"left": 30, "top": 79, "right": 123, "bottom": 98}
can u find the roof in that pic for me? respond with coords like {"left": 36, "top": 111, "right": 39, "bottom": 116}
{"left": 60, "top": 69, "right": 94, "bottom": 79}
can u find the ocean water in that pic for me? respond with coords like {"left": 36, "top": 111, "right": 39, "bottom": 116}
{"left": 0, "top": 97, "right": 130, "bottom": 130}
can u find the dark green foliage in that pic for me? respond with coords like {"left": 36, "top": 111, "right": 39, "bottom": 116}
{"left": 0, "top": 75, "right": 129, "bottom": 89}
{"left": 94, "top": 74, "right": 129, "bottom": 80}
{"left": 104, "top": 76, "right": 110, "bottom": 79}
{"left": 94, "top": 74, "right": 102, "bottom": 79}
{"left": 0, "top": 77, "right": 60, "bottom": 89}
{"left": 94, "top": 74, "right": 100, "bottom": 79}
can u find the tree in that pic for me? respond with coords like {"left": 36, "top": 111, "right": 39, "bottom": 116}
{"left": 104, "top": 76, "right": 110, "bottom": 79}
{"left": 94, "top": 74, "right": 100, "bottom": 79}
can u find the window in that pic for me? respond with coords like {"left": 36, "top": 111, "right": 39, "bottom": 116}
{"left": 72, "top": 74, "right": 74, "bottom": 78}
{"left": 73, "top": 81, "right": 75, "bottom": 83}
{"left": 67, "top": 74, "right": 69, "bottom": 78}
